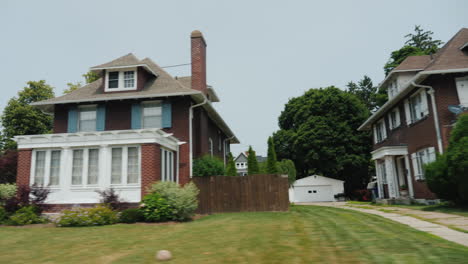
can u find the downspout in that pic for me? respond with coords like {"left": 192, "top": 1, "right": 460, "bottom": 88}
{"left": 223, "top": 136, "right": 235, "bottom": 165}
{"left": 411, "top": 81, "right": 444, "bottom": 154}
{"left": 189, "top": 97, "right": 208, "bottom": 178}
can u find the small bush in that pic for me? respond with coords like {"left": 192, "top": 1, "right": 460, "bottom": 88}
{"left": 0, "top": 183, "right": 17, "bottom": 203}
{"left": 96, "top": 188, "right": 123, "bottom": 210}
{"left": 149, "top": 181, "right": 199, "bottom": 221}
{"left": 119, "top": 208, "right": 144, "bottom": 223}
{"left": 7, "top": 206, "right": 46, "bottom": 226}
{"left": 0, "top": 207, "right": 7, "bottom": 223}
{"left": 193, "top": 155, "right": 225, "bottom": 177}
{"left": 140, "top": 193, "right": 173, "bottom": 222}
{"left": 56, "top": 205, "right": 119, "bottom": 227}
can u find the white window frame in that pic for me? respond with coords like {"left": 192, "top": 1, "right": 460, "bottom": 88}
{"left": 455, "top": 76, "right": 468, "bottom": 107}
{"left": 71, "top": 147, "right": 101, "bottom": 186}
{"left": 373, "top": 118, "right": 387, "bottom": 143}
{"left": 405, "top": 89, "right": 429, "bottom": 124}
{"left": 77, "top": 105, "right": 97, "bottom": 132}
{"left": 110, "top": 145, "right": 141, "bottom": 186}
{"left": 161, "top": 148, "right": 175, "bottom": 182}
{"left": 141, "top": 100, "right": 162, "bottom": 129}
{"left": 104, "top": 67, "right": 138, "bottom": 92}
{"left": 31, "top": 149, "right": 63, "bottom": 187}
{"left": 411, "top": 147, "right": 436, "bottom": 180}
{"left": 209, "top": 138, "right": 213, "bottom": 157}
{"left": 388, "top": 108, "right": 401, "bottom": 130}
{"left": 377, "top": 161, "right": 387, "bottom": 184}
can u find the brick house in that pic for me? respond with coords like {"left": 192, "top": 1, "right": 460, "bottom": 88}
{"left": 14, "top": 30, "right": 239, "bottom": 207}
{"left": 358, "top": 28, "right": 468, "bottom": 201}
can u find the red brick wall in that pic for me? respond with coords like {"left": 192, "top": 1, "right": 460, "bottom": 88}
{"left": 16, "top": 149, "right": 32, "bottom": 188}
{"left": 53, "top": 105, "right": 68, "bottom": 133}
{"left": 141, "top": 143, "right": 161, "bottom": 197}
{"left": 105, "top": 101, "right": 131, "bottom": 130}
{"left": 191, "top": 31, "right": 207, "bottom": 95}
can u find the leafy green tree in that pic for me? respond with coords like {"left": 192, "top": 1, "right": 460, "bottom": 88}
{"left": 225, "top": 152, "right": 237, "bottom": 176}
{"left": 193, "top": 155, "right": 225, "bottom": 177}
{"left": 384, "top": 25, "right": 443, "bottom": 75}
{"left": 266, "top": 136, "right": 278, "bottom": 174}
{"left": 64, "top": 71, "right": 100, "bottom": 94}
{"left": 346, "top": 75, "right": 389, "bottom": 112}
{"left": 426, "top": 114, "right": 468, "bottom": 205}
{"left": 277, "top": 159, "right": 296, "bottom": 186}
{"left": 1, "top": 81, "right": 55, "bottom": 150}
{"left": 273, "top": 86, "right": 371, "bottom": 194}
{"left": 247, "top": 146, "right": 259, "bottom": 175}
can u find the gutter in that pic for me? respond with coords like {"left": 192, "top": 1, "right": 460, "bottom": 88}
{"left": 189, "top": 96, "right": 208, "bottom": 178}
{"left": 411, "top": 81, "right": 444, "bottom": 154}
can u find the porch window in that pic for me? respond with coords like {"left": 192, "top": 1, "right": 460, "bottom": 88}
{"left": 87, "top": 149, "right": 99, "bottom": 185}
{"left": 72, "top": 148, "right": 100, "bottom": 185}
{"left": 49, "top": 150, "right": 61, "bottom": 186}
{"left": 161, "top": 148, "right": 175, "bottom": 182}
{"left": 111, "top": 146, "right": 140, "bottom": 185}
{"left": 34, "top": 151, "right": 46, "bottom": 186}
{"left": 78, "top": 106, "right": 97, "bottom": 132}
{"left": 71, "top": 149, "right": 84, "bottom": 185}
{"left": 142, "top": 102, "right": 162, "bottom": 128}
{"left": 411, "top": 147, "right": 436, "bottom": 180}
{"left": 374, "top": 119, "right": 387, "bottom": 143}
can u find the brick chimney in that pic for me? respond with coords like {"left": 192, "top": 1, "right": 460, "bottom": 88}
{"left": 191, "top": 30, "right": 207, "bottom": 95}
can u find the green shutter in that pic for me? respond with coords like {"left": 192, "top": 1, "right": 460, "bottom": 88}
{"left": 96, "top": 105, "right": 106, "bottom": 131}
{"left": 67, "top": 106, "right": 78, "bottom": 133}
{"left": 162, "top": 101, "right": 172, "bottom": 128}
{"left": 131, "top": 103, "right": 141, "bottom": 129}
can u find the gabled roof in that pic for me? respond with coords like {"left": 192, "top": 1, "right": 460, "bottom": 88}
{"left": 359, "top": 28, "right": 468, "bottom": 131}
{"left": 91, "top": 53, "right": 141, "bottom": 69}
{"left": 235, "top": 152, "right": 248, "bottom": 162}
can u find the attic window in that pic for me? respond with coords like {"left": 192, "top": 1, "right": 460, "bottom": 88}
{"left": 105, "top": 68, "right": 137, "bottom": 92}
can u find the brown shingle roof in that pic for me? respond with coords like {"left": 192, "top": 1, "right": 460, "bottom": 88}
{"left": 90, "top": 53, "right": 141, "bottom": 69}
{"left": 393, "top": 55, "right": 432, "bottom": 72}
{"left": 424, "top": 28, "right": 468, "bottom": 71}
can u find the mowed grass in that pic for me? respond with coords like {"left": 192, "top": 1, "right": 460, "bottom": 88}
{"left": 1, "top": 205, "right": 468, "bottom": 264}
{"left": 347, "top": 201, "right": 468, "bottom": 217}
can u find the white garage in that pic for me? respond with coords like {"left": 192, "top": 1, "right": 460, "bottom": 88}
{"left": 289, "top": 175, "right": 344, "bottom": 203}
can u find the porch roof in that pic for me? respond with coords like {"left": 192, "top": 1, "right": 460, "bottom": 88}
{"left": 371, "top": 146, "right": 408, "bottom": 160}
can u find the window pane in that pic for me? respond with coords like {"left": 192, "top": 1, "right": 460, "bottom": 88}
{"left": 143, "top": 116, "right": 161, "bottom": 128}
{"left": 72, "top": 150, "right": 83, "bottom": 185}
{"left": 127, "top": 147, "right": 139, "bottom": 184}
{"left": 79, "top": 108, "right": 96, "bottom": 132}
{"left": 88, "top": 149, "right": 99, "bottom": 185}
{"left": 111, "top": 148, "right": 122, "bottom": 184}
{"left": 49, "top": 150, "right": 61, "bottom": 186}
{"left": 124, "top": 71, "right": 135, "bottom": 88}
{"left": 108, "top": 72, "right": 119, "bottom": 88}
{"left": 35, "top": 151, "right": 46, "bottom": 185}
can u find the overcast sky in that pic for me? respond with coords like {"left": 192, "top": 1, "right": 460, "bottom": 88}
{"left": 1, "top": 0, "right": 466, "bottom": 156}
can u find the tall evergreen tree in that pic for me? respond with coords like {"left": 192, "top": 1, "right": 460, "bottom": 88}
{"left": 225, "top": 152, "right": 237, "bottom": 176}
{"left": 247, "top": 146, "right": 259, "bottom": 175}
{"left": 266, "top": 136, "right": 278, "bottom": 174}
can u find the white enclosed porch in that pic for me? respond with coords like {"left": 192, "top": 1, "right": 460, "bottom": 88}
{"left": 14, "top": 128, "right": 183, "bottom": 204}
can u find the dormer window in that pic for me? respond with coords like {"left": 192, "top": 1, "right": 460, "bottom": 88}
{"left": 105, "top": 68, "right": 137, "bottom": 92}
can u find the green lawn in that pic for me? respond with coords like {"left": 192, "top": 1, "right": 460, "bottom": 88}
{"left": 347, "top": 201, "right": 468, "bottom": 217}
{"left": 1, "top": 205, "right": 468, "bottom": 263}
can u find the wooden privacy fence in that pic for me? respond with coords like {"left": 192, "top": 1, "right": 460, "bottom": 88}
{"left": 191, "top": 174, "right": 289, "bottom": 214}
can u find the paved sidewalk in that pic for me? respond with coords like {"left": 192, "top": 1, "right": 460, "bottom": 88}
{"left": 299, "top": 202, "right": 468, "bottom": 247}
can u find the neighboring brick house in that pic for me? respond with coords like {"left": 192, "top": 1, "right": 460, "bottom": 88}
{"left": 358, "top": 28, "right": 468, "bottom": 201}
{"left": 14, "top": 30, "right": 239, "bottom": 207}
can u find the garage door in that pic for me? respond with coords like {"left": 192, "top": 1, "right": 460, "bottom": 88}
{"left": 294, "top": 185, "right": 334, "bottom": 202}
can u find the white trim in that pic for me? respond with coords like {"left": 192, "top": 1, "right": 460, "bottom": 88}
{"left": 371, "top": 146, "right": 408, "bottom": 160}
{"left": 404, "top": 154, "right": 414, "bottom": 198}
{"left": 14, "top": 128, "right": 180, "bottom": 151}
{"left": 104, "top": 67, "right": 137, "bottom": 92}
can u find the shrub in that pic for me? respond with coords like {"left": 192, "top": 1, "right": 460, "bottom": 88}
{"left": 149, "top": 181, "right": 199, "bottom": 221}
{"left": 119, "top": 208, "right": 144, "bottom": 223}
{"left": 277, "top": 159, "right": 297, "bottom": 186}
{"left": 140, "top": 193, "right": 172, "bottom": 222}
{"left": 0, "top": 207, "right": 7, "bottom": 223}
{"left": 0, "top": 183, "right": 17, "bottom": 203}
{"left": 7, "top": 206, "right": 46, "bottom": 226}
{"left": 193, "top": 155, "right": 225, "bottom": 177}
{"left": 425, "top": 153, "right": 457, "bottom": 201}
{"left": 96, "top": 188, "right": 123, "bottom": 210}
{"left": 56, "top": 205, "right": 119, "bottom": 227}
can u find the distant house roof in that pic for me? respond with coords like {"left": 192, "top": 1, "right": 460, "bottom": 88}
{"left": 359, "top": 28, "right": 468, "bottom": 131}
{"left": 235, "top": 152, "right": 248, "bottom": 162}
